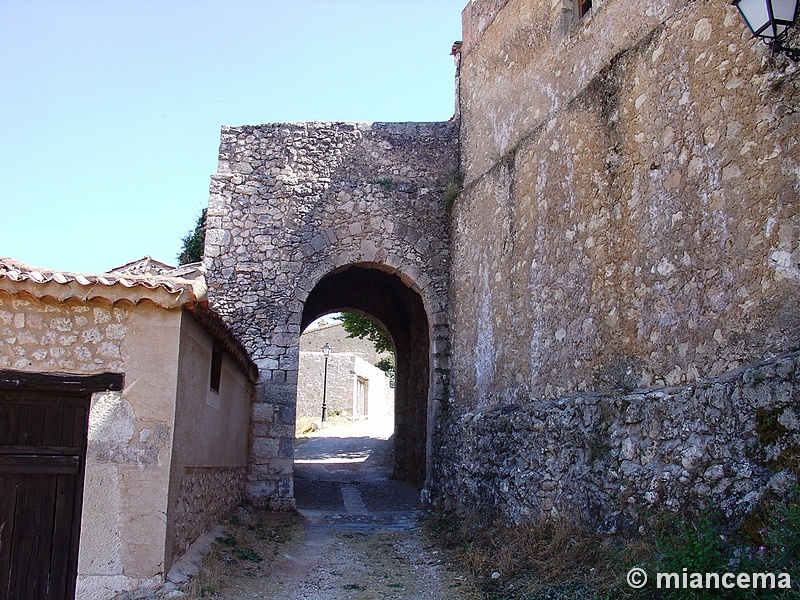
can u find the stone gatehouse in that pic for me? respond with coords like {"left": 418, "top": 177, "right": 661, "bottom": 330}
{"left": 204, "top": 121, "right": 458, "bottom": 506}
{"left": 204, "top": 0, "right": 800, "bottom": 528}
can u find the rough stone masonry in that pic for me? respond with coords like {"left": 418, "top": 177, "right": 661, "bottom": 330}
{"left": 204, "top": 0, "right": 800, "bottom": 528}
{"left": 435, "top": 0, "right": 800, "bottom": 526}
{"left": 204, "top": 121, "right": 458, "bottom": 507}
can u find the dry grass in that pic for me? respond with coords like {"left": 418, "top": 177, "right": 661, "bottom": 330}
{"left": 295, "top": 415, "right": 319, "bottom": 437}
{"left": 295, "top": 412, "right": 355, "bottom": 439}
{"left": 427, "top": 512, "right": 652, "bottom": 599}
{"left": 180, "top": 547, "right": 227, "bottom": 599}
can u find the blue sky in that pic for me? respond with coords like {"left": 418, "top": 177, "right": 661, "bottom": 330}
{"left": 0, "top": 1, "right": 465, "bottom": 273}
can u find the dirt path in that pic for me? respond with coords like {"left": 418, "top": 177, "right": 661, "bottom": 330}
{"left": 138, "top": 420, "right": 480, "bottom": 600}
{"left": 201, "top": 509, "right": 473, "bottom": 599}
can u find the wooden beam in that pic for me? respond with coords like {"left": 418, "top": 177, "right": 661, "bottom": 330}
{"left": 0, "top": 370, "right": 124, "bottom": 394}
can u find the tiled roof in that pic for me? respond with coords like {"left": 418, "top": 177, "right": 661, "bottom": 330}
{"left": 107, "top": 255, "right": 177, "bottom": 276}
{"left": 0, "top": 256, "right": 257, "bottom": 381}
{"left": 0, "top": 256, "right": 207, "bottom": 308}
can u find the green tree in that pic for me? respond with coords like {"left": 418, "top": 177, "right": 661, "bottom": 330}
{"left": 178, "top": 208, "right": 207, "bottom": 265}
{"left": 374, "top": 354, "right": 395, "bottom": 375}
{"left": 336, "top": 313, "right": 394, "bottom": 354}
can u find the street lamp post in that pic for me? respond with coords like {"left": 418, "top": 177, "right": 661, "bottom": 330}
{"left": 321, "top": 343, "right": 331, "bottom": 422}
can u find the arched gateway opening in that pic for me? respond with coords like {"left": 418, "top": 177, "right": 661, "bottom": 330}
{"left": 301, "top": 264, "right": 430, "bottom": 488}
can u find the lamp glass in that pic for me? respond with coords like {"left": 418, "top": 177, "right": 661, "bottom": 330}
{"left": 735, "top": 0, "right": 799, "bottom": 38}
{"left": 736, "top": 0, "right": 770, "bottom": 35}
{"left": 322, "top": 343, "right": 331, "bottom": 357}
{"left": 774, "top": 0, "right": 799, "bottom": 23}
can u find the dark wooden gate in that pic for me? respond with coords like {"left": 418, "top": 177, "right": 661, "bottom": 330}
{"left": 0, "top": 370, "right": 123, "bottom": 600}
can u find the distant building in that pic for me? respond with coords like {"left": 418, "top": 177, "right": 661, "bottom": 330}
{"left": 297, "top": 320, "right": 393, "bottom": 422}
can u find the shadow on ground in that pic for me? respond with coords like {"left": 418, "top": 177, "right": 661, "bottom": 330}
{"left": 294, "top": 420, "right": 422, "bottom": 529}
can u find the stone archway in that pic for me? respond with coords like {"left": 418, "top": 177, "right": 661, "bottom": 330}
{"left": 203, "top": 120, "right": 458, "bottom": 509}
{"left": 302, "top": 264, "right": 431, "bottom": 488}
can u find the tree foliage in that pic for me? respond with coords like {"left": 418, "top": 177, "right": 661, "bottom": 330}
{"left": 178, "top": 208, "right": 207, "bottom": 265}
{"left": 375, "top": 355, "right": 395, "bottom": 374}
{"left": 336, "top": 312, "right": 394, "bottom": 354}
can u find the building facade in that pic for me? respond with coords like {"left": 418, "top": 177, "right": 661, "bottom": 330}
{"left": 0, "top": 258, "right": 255, "bottom": 599}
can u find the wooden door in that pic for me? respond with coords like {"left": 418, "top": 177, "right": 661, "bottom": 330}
{"left": 0, "top": 370, "right": 123, "bottom": 600}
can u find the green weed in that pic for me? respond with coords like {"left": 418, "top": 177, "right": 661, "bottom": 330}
{"left": 372, "top": 177, "right": 394, "bottom": 191}
{"left": 232, "top": 548, "right": 262, "bottom": 562}
{"left": 215, "top": 534, "right": 237, "bottom": 548}
{"left": 442, "top": 170, "right": 464, "bottom": 211}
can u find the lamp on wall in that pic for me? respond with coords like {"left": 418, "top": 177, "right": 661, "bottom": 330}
{"left": 321, "top": 343, "right": 331, "bottom": 423}
{"left": 733, "top": 0, "right": 800, "bottom": 60}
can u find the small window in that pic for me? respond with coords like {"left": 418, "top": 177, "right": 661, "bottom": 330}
{"left": 578, "top": 0, "right": 592, "bottom": 18}
{"left": 210, "top": 346, "right": 223, "bottom": 393}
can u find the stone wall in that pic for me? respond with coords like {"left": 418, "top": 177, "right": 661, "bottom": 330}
{"left": 296, "top": 351, "right": 391, "bottom": 421}
{"left": 296, "top": 352, "right": 359, "bottom": 419}
{"left": 451, "top": 0, "right": 800, "bottom": 406}
{"left": 205, "top": 121, "right": 456, "bottom": 365}
{"left": 0, "top": 292, "right": 130, "bottom": 372}
{"left": 438, "top": 0, "right": 800, "bottom": 523}
{"left": 170, "top": 467, "right": 246, "bottom": 560}
{"left": 434, "top": 351, "right": 800, "bottom": 530}
{"left": 204, "top": 120, "right": 458, "bottom": 506}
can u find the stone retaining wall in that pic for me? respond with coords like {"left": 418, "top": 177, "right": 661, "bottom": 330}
{"left": 432, "top": 351, "right": 800, "bottom": 530}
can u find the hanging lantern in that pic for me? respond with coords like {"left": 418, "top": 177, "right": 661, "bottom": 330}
{"left": 733, "top": 0, "right": 800, "bottom": 59}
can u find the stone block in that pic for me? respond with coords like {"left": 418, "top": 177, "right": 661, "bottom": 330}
{"left": 251, "top": 437, "right": 279, "bottom": 462}
{"left": 279, "top": 437, "right": 294, "bottom": 459}
{"left": 275, "top": 403, "right": 295, "bottom": 424}
{"left": 251, "top": 403, "right": 274, "bottom": 423}
{"left": 246, "top": 481, "right": 277, "bottom": 505}
{"left": 255, "top": 357, "right": 279, "bottom": 370}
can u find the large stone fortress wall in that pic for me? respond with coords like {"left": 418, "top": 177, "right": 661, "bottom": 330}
{"left": 451, "top": 0, "right": 800, "bottom": 404}
{"left": 204, "top": 121, "right": 458, "bottom": 507}
{"left": 435, "top": 0, "right": 800, "bottom": 523}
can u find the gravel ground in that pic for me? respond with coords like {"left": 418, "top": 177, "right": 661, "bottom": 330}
{"left": 115, "top": 420, "right": 480, "bottom": 600}
{"left": 180, "top": 507, "right": 479, "bottom": 599}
